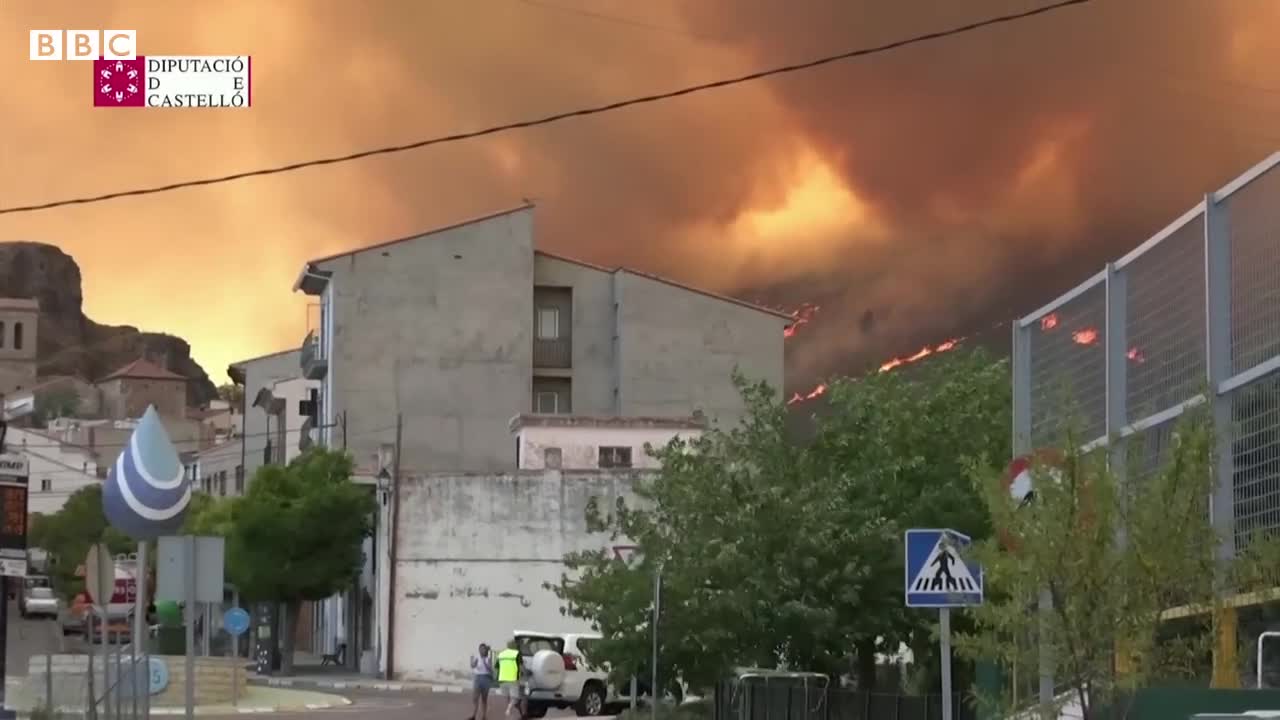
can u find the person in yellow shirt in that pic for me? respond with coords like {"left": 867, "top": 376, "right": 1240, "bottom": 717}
{"left": 495, "top": 640, "right": 525, "bottom": 718}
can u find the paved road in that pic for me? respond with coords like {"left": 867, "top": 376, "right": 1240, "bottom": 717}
{"left": 201, "top": 688, "right": 587, "bottom": 720}
{"left": 3, "top": 600, "right": 76, "bottom": 677}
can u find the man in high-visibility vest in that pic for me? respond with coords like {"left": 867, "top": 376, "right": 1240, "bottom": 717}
{"left": 496, "top": 640, "right": 524, "bottom": 718}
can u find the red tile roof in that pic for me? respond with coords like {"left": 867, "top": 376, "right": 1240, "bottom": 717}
{"left": 99, "top": 358, "right": 187, "bottom": 382}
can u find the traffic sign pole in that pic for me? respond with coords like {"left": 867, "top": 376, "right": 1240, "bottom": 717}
{"left": 905, "top": 528, "right": 980, "bottom": 720}
{"left": 940, "top": 607, "right": 952, "bottom": 720}
{"left": 222, "top": 607, "right": 250, "bottom": 707}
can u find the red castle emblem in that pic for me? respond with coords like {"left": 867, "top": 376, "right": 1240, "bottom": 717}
{"left": 94, "top": 57, "right": 146, "bottom": 107}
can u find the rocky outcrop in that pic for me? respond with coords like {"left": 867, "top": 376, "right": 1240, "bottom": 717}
{"left": 0, "top": 242, "right": 217, "bottom": 406}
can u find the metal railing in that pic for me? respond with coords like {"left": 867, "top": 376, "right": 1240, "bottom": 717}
{"left": 714, "top": 678, "right": 976, "bottom": 720}
{"left": 301, "top": 330, "right": 327, "bottom": 379}
{"left": 1013, "top": 150, "right": 1280, "bottom": 554}
{"left": 533, "top": 337, "right": 572, "bottom": 368}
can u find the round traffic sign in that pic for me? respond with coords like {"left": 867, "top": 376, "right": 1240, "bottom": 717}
{"left": 1000, "top": 449, "right": 1068, "bottom": 550}
{"left": 149, "top": 657, "right": 169, "bottom": 695}
{"left": 223, "top": 607, "right": 251, "bottom": 637}
{"left": 1004, "top": 449, "right": 1065, "bottom": 508}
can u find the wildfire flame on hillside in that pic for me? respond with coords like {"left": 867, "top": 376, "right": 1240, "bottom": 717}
{"left": 785, "top": 309, "right": 1153, "bottom": 407}
{"left": 786, "top": 336, "right": 966, "bottom": 405}
{"left": 783, "top": 302, "right": 820, "bottom": 339}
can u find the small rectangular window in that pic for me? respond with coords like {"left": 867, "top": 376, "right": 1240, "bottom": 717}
{"left": 536, "top": 391, "right": 559, "bottom": 414}
{"left": 13, "top": 322, "right": 23, "bottom": 351}
{"left": 599, "top": 446, "right": 633, "bottom": 469}
{"left": 40, "top": 479, "right": 51, "bottom": 493}
{"left": 536, "top": 308, "right": 559, "bottom": 340}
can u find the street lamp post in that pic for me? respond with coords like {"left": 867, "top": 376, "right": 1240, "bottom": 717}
{"left": 651, "top": 565, "right": 662, "bottom": 720}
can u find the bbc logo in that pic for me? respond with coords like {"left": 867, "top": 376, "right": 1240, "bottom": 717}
{"left": 30, "top": 30, "right": 137, "bottom": 61}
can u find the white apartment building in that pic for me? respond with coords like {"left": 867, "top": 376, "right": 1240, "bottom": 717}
{"left": 8, "top": 427, "right": 102, "bottom": 515}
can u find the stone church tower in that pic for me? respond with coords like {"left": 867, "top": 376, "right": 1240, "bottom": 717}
{"left": 0, "top": 298, "right": 38, "bottom": 396}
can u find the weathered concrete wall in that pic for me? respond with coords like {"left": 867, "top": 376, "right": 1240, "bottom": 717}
{"left": 615, "top": 272, "right": 787, "bottom": 426}
{"left": 321, "top": 208, "right": 535, "bottom": 473}
{"left": 391, "top": 469, "right": 641, "bottom": 683}
{"left": 532, "top": 255, "right": 617, "bottom": 414}
{"left": 235, "top": 349, "right": 301, "bottom": 480}
{"left": 516, "top": 424, "right": 699, "bottom": 470}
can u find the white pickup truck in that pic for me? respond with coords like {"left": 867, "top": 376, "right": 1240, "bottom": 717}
{"left": 516, "top": 630, "right": 642, "bottom": 717}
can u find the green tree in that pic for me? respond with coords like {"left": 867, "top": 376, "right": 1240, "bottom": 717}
{"left": 29, "top": 485, "right": 133, "bottom": 598}
{"left": 33, "top": 389, "right": 80, "bottom": 427}
{"left": 552, "top": 351, "right": 1010, "bottom": 694}
{"left": 216, "top": 384, "right": 244, "bottom": 409}
{"left": 226, "top": 447, "right": 375, "bottom": 675}
{"left": 181, "top": 492, "right": 236, "bottom": 537}
{"left": 957, "top": 409, "right": 1280, "bottom": 720}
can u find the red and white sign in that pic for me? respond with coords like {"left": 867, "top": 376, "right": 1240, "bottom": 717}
{"left": 999, "top": 449, "right": 1066, "bottom": 550}
{"left": 93, "top": 56, "right": 250, "bottom": 109}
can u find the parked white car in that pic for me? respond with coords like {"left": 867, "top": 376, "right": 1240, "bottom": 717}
{"left": 515, "top": 630, "right": 640, "bottom": 717}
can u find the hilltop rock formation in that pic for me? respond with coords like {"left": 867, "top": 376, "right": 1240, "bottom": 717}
{"left": 0, "top": 241, "right": 217, "bottom": 406}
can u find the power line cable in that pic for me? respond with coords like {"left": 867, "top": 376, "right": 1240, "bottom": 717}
{"left": 516, "top": 0, "right": 714, "bottom": 42}
{"left": 0, "top": 0, "right": 1092, "bottom": 216}
{"left": 9, "top": 421, "right": 344, "bottom": 451}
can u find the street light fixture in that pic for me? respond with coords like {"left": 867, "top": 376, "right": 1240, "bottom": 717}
{"left": 376, "top": 468, "right": 391, "bottom": 506}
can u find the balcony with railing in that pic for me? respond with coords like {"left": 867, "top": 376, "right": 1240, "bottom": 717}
{"left": 533, "top": 337, "right": 571, "bottom": 369}
{"left": 301, "top": 330, "right": 328, "bottom": 380}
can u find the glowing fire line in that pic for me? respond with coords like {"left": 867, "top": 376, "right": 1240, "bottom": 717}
{"left": 787, "top": 336, "right": 966, "bottom": 405}
{"left": 786, "top": 310, "right": 1152, "bottom": 407}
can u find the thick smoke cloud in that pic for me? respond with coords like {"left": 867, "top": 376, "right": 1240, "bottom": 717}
{"left": 1, "top": 0, "right": 1277, "bottom": 390}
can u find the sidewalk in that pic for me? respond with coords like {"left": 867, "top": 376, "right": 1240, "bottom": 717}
{"left": 251, "top": 672, "right": 462, "bottom": 694}
{"left": 7, "top": 685, "right": 351, "bottom": 717}
{"left": 247, "top": 650, "right": 466, "bottom": 694}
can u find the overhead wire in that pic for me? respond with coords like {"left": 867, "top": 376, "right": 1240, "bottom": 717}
{"left": 0, "top": 0, "right": 1093, "bottom": 216}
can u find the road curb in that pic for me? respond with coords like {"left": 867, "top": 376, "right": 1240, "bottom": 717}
{"left": 14, "top": 696, "right": 354, "bottom": 717}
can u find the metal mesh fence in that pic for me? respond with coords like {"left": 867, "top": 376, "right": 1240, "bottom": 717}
{"left": 713, "top": 678, "right": 977, "bottom": 720}
{"left": 1231, "top": 376, "right": 1280, "bottom": 548}
{"left": 1028, "top": 282, "right": 1108, "bottom": 447}
{"left": 1124, "top": 419, "right": 1178, "bottom": 487}
{"left": 1014, "top": 151, "right": 1280, "bottom": 552}
{"left": 1228, "top": 166, "right": 1280, "bottom": 377}
{"left": 1125, "top": 214, "right": 1207, "bottom": 421}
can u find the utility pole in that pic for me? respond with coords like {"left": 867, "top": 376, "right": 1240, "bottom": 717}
{"left": 0, "top": 389, "right": 8, "bottom": 720}
{"left": 385, "top": 413, "right": 402, "bottom": 680}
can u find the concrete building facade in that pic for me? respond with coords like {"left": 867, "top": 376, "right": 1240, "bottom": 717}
{"left": 294, "top": 205, "right": 789, "bottom": 476}
{"left": 378, "top": 467, "right": 641, "bottom": 682}
{"left": 188, "top": 439, "right": 243, "bottom": 497}
{"left": 0, "top": 298, "right": 38, "bottom": 396}
{"left": 252, "top": 376, "right": 320, "bottom": 466}
{"left": 9, "top": 427, "right": 103, "bottom": 515}
{"left": 511, "top": 414, "right": 704, "bottom": 471}
{"left": 290, "top": 206, "right": 788, "bottom": 679}
{"left": 227, "top": 349, "right": 304, "bottom": 484}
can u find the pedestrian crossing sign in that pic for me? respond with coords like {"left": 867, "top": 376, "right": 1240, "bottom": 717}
{"left": 904, "top": 528, "right": 983, "bottom": 608}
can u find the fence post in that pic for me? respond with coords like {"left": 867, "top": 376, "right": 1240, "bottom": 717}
{"left": 1204, "top": 191, "right": 1240, "bottom": 688}
{"left": 785, "top": 685, "right": 793, "bottom": 720}
{"left": 45, "top": 652, "right": 52, "bottom": 713}
{"left": 1013, "top": 322, "right": 1056, "bottom": 711}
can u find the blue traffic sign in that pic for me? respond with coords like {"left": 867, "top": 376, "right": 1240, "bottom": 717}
{"left": 904, "top": 528, "right": 983, "bottom": 608}
{"left": 223, "top": 607, "right": 251, "bottom": 637}
{"left": 149, "top": 657, "right": 169, "bottom": 694}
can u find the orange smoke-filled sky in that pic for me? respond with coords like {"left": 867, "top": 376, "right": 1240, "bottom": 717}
{"left": 2, "top": 0, "right": 1279, "bottom": 389}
